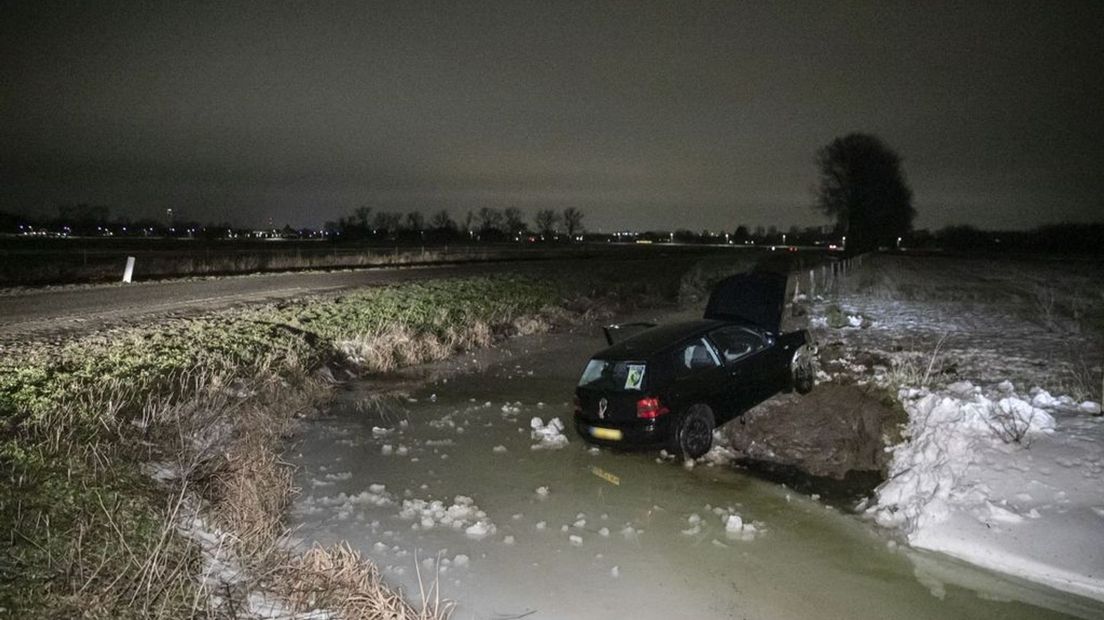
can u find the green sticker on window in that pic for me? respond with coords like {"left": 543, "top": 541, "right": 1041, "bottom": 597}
{"left": 624, "top": 364, "right": 646, "bottom": 390}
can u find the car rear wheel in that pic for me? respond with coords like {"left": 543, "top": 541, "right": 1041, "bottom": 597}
{"left": 791, "top": 345, "right": 815, "bottom": 394}
{"left": 669, "top": 404, "right": 714, "bottom": 459}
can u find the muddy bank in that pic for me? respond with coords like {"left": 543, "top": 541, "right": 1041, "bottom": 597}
{"left": 719, "top": 384, "right": 903, "bottom": 481}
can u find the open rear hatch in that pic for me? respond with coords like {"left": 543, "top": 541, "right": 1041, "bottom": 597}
{"left": 703, "top": 271, "right": 789, "bottom": 333}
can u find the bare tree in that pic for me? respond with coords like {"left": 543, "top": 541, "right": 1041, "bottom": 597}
{"left": 429, "top": 209, "right": 455, "bottom": 230}
{"left": 475, "top": 207, "right": 504, "bottom": 233}
{"left": 534, "top": 209, "right": 559, "bottom": 237}
{"left": 815, "top": 133, "right": 914, "bottom": 253}
{"left": 404, "top": 211, "right": 425, "bottom": 231}
{"left": 337, "top": 204, "right": 373, "bottom": 239}
{"left": 503, "top": 207, "right": 527, "bottom": 235}
{"left": 372, "top": 211, "right": 402, "bottom": 233}
{"left": 463, "top": 210, "right": 474, "bottom": 237}
{"left": 353, "top": 205, "right": 372, "bottom": 227}
{"left": 562, "top": 207, "right": 584, "bottom": 237}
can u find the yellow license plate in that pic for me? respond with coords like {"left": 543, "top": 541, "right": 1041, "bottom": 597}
{"left": 590, "top": 427, "right": 623, "bottom": 441}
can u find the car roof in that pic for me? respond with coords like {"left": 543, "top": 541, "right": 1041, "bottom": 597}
{"left": 595, "top": 319, "right": 728, "bottom": 360}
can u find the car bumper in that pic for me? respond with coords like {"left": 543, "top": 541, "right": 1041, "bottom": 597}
{"left": 573, "top": 414, "right": 672, "bottom": 449}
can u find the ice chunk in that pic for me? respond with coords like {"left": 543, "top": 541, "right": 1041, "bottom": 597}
{"left": 452, "top": 554, "right": 469, "bottom": 567}
{"left": 465, "top": 521, "right": 496, "bottom": 539}
{"left": 535, "top": 486, "right": 550, "bottom": 497}
{"left": 947, "top": 381, "right": 976, "bottom": 397}
{"left": 1079, "top": 401, "right": 1101, "bottom": 415}
{"left": 492, "top": 445, "right": 508, "bottom": 453}
{"left": 997, "top": 397, "right": 1055, "bottom": 433}
{"left": 985, "top": 501, "right": 1024, "bottom": 523}
{"left": 569, "top": 535, "right": 583, "bottom": 546}
{"left": 1031, "top": 389, "right": 1059, "bottom": 409}
{"left": 725, "top": 515, "right": 744, "bottom": 532}
{"left": 530, "top": 417, "right": 569, "bottom": 450}
{"left": 611, "top": 566, "right": 620, "bottom": 578}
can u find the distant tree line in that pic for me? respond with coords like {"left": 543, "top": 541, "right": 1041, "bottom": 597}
{"left": 0, "top": 204, "right": 238, "bottom": 239}
{"left": 0, "top": 204, "right": 589, "bottom": 243}
{"left": 905, "top": 223, "right": 1104, "bottom": 254}
{"left": 3, "top": 205, "right": 1101, "bottom": 254}
{"left": 327, "top": 206, "right": 585, "bottom": 242}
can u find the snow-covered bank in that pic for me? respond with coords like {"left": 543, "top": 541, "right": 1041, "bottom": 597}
{"left": 867, "top": 382, "right": 1104, "bottom": 601}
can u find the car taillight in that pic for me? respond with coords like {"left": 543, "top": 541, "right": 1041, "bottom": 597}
{"left": 573, "top": 396, "right": 581, "bottom": 416}
{"left": 636, "top": 397, "right": 669, "bottom": 419}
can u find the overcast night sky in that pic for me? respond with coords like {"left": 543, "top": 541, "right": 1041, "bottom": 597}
{"left": 2, "top": 1, "right": 1102, "bottom": 232}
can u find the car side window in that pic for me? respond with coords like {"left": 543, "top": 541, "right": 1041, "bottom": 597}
{"left": 708, "top": 326, "right": 766, "bottom": 363}
{"left": 674, "top": 337, "right": 721, "bottom": 374}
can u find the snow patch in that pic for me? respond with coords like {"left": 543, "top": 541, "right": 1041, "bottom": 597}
{"left": 869, "top": 382, "right": 1104, "bottom": 601}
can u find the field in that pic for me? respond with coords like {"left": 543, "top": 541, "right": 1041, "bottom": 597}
{"left": 0, "top": 237, "right": 701, "bottom": 286}
{"left": 822, "top": 253, "right": 1104, "bottom": 397}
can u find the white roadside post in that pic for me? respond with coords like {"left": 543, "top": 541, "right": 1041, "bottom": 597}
{"left": 122, "top": 256, "right": 136, "bottom": 283}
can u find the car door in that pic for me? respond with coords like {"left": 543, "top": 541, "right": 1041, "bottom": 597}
{"left": 666, "top": 337, "right": 728, "bottom": 417}
{"left": 707, "top": 325, "right": 773, "bottom": 413}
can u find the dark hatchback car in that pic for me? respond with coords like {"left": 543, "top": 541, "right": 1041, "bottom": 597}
{"left": 573, "top": 271, "right": 815, "bottom": 458}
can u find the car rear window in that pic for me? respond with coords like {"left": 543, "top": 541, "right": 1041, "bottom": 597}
{"left": 578, "top": 359, "right": 647, "bottom": 391}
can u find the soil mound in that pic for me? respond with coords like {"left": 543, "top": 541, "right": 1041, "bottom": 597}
{"left": 720, "top": 384, "right": 902, "bottom": 480}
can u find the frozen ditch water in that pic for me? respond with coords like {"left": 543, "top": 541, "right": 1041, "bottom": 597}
{"left": 287, "top": 328, "right": 1104, "bottom": 619}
